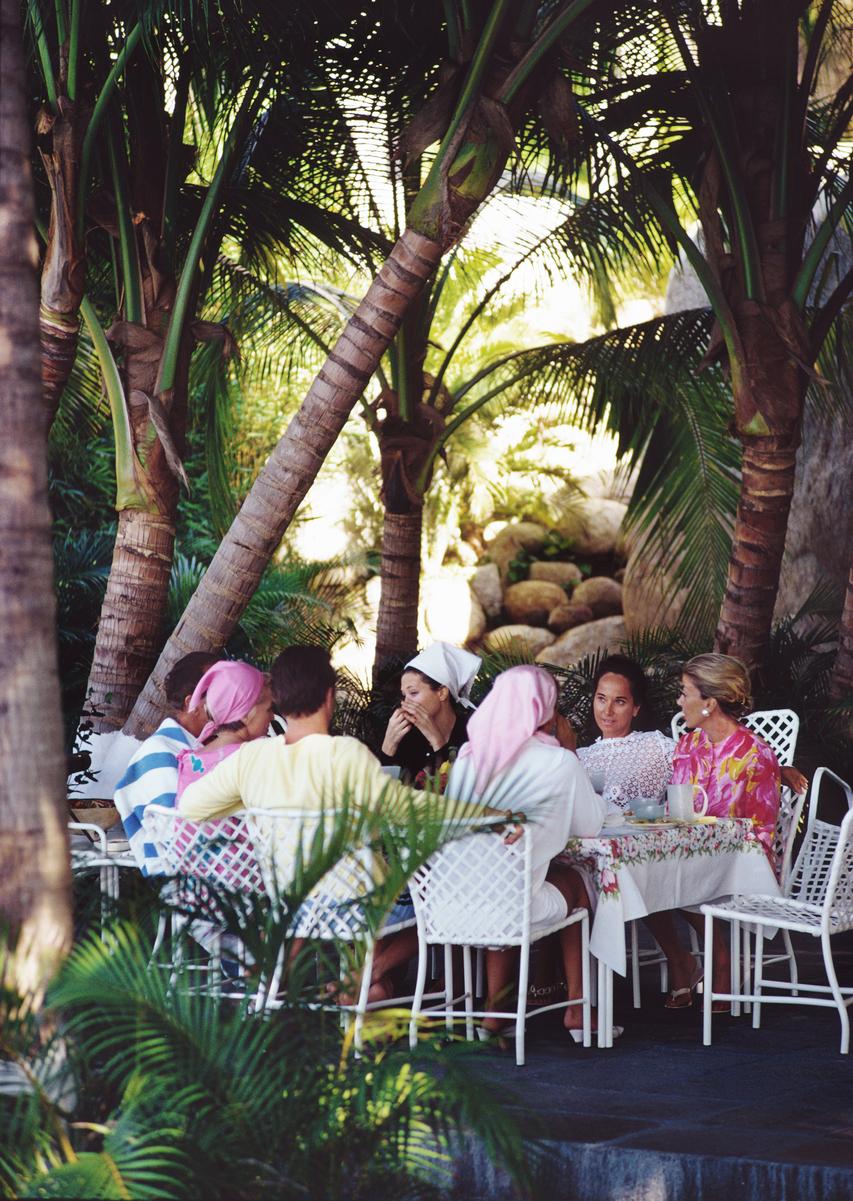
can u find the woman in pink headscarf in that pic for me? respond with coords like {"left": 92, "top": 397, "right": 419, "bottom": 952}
{"left": 175, "top": 660, "right": 274, "bottom": 800}
{"left": 447, "top": 665, "right": 606, "bottom": 1040}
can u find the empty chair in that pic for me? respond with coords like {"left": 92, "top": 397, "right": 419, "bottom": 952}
{"left": 701, "top": 768, "right": 853, "bottom": 1052}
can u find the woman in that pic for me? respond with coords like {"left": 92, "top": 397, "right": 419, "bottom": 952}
{"left": 175, "top": 660, "right": 274, "bottom": 799}
{"left": 646, "top": 653, "right": 782, "bottom": 1009}
{"left": 576, "top": 655, "right": 675, "bottom": 809}
{"left": 380, "top": 642, "right": 481, "bottom": 785}
{"left": 447, "top": 665, "right": 606, "bottom": 1040}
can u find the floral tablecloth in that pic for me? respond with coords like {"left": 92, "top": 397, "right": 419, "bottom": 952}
{"left": 558, "top": 818, "right": 779, "bottom": 976}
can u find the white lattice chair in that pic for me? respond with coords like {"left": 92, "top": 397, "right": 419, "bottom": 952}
{"left": 701, "top": 768, "right": 853, "bottom": 1052}
{"left": 407, "top": 825, "right": 591, "bottom": 1065}
{"left": 244, "top": 808, "right": 424, "bottom": 1045}
{"left": 668, "top": 708, "right": 804, "bottom": 1000}
{"left": 142, "top": 805, "right": 264, "bottom": 993}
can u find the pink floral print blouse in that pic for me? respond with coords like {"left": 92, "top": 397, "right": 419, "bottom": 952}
{"left": 671, "top": 725, "right": 781, "bottom": 868}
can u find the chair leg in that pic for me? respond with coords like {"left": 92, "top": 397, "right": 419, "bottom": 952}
{"left": 752, "top": 927, "right": 764, "bottom": 1029}
{"left": 353, "top": 942, "right": 376, "bottom": 1054}
{"left": 783, "top": 929, "right": 799, "bottom": 995}
{"left": 822, "top": 930, "right": 850, "bottom": 1055}
{"left": 630, "top": 922, "right": 641, "bottom": 1009}
{"left": 581, "top": 913, "right": 591, "bottom": 1048}
{"left": 475, "top": 946, "right": 484, "bottom": 999}
{"left": 444, "top": 944, "right": 454, "bottom": 1034}
{"left": 463, "top": 946, "right": 475, "bottom": 1043}
{"left": 515, "top": 944, "right": 530, "bottom": 1067}
{"left": 731, "top": 919, "right": 742, "bottom": 1018}
{"left": 409, "top": 932, "right": 429, "bottom": 1049}
{"left": 702, "top": 910, "right": 714, "bottom": 1046}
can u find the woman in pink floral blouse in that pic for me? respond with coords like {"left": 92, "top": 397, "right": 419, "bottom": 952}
{"left": 646, "top": 654, "right": 781, "bottom": 1011}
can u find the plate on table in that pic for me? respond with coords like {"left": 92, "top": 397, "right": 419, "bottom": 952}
{"left": 624, "top": 817, "right": 684, "bottom": 830}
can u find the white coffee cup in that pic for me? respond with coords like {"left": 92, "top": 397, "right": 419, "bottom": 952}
{"left": 667, "top": 783, "right": 709, "bottom": 822}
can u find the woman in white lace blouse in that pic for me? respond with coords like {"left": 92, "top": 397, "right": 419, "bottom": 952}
{"left": 576, "top": 656, "right": 674, "bottom": 810}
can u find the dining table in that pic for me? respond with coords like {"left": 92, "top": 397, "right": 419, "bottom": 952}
{"left": 557, "top": 815, "right": 781, "bottom": 1046}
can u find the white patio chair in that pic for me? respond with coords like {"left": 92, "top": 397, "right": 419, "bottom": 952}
{"left": 701, "top": 769, "right": 853, "bottom": 1052}
{"left": 244, "top": 808, "right": 427, "bottom": 1048}
{"left": 407, "top": 825, "right": 591, "bottom": 1066}
{"left": 142, "top": 805, "right": 264, "bottom": 994}
{"left": 69, "top": 821, "right": 137, "bottom": 936}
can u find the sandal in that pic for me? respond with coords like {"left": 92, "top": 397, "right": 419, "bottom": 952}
{"left": 664, "top": 961, "right": 703, "bottom": 1009}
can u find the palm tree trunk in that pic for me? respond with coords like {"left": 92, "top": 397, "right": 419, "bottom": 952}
{"left": 829, "top": 562, "right": 853, "bottom": 702}
{"left": 0, "top": 0, "right": 71, "bottom": 993}
{"left": 124, "top": 228, "right": 442, "bottom": 735}
{"left": 84, "top": 510, "right": 176, "bottom": 733}
{"left": 374, "top": 509, "right": 424, "bottom": 675}
{"left": 714, "top": 436, "right": 799, "bottom": 667}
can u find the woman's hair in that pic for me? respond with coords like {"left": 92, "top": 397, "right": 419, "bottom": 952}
{"left": 682, "top": 653, "right": 752, "bottom": 719}
{"left": 401, "top": 668, "right": 443, "bottom": 693}
{"left": 164, "top": 651, "right": 219, "bottom": 709}
{"left": 591, "top": 654, "right": 649, "bottom": 710}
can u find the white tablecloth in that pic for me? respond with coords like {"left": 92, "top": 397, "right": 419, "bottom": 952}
{"left": 558, "top": 818, "right": 780, "bottom": 976}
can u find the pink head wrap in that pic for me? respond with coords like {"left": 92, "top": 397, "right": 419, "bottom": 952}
{"left": 188, "top": 660, "right": 267, "bottom": 743}
{"left": 456, "top": 664, "right": 560, "bottom": 795}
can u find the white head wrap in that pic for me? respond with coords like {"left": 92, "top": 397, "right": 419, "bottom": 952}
{"left": 404, "top": 642, "right": 481, "bottom": 710}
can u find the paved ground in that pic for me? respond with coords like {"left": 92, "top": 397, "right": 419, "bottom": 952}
{"left": 450, "top": 936, "right": 853, "bottom": 1201}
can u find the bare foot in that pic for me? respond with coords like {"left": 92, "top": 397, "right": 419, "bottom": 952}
{"left": 563, "top": 1003, "right": 593, "bottom": 1032}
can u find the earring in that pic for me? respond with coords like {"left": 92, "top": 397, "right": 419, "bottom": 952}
{"left": 701, "top": 708, "right": 710, "bottom": 716}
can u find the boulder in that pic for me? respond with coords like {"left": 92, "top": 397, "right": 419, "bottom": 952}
{"left": 484, "top": 521, "right": 548, "bottom": 582}
{"left": 469, "top": 562, "right": 503, "bottom": 619}
{"left": 547, "top": 602, "right": 595, "bottom": 634}
{"left": 572, "top": 576, "right": 624, "bottom": 618}
{"left": 622, "top": 547, "right": 687, "bottom": 635}
{"left": 504, "top": 580, "right": 568, "bottom": 627}
{"left": 535, "top": 616, "right": 627, "bottom": 667}
{"left": 529, "top": 561, "right": 583, "bottom": 587}
{"left": 483, "top": 624, "right": 556, "bottom": 658}
{"left": 423, "top": 572, "right": 486, "bottom": 646}
{"left": 555, "top": 498, "right": 627, "bottom": 557}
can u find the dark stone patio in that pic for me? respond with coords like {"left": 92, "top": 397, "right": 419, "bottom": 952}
{"left": 450, "top": 935, "right": 853, "bottom": 1200}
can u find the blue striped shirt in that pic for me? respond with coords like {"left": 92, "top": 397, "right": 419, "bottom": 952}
{"left": 114, "top": 719, "right": 198, "bottom": 876}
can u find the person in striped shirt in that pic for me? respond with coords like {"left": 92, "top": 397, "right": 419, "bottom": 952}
{"left": 114, "top": 652, "right": 219, "bottom": 876}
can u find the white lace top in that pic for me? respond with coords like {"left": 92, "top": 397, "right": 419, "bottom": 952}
{"left": 577, "top": 730, "right": 676, "bottom": 809}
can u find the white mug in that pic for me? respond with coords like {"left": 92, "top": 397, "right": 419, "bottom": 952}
{"left": 667, "top": 783, "right": 709, "bottom": 822}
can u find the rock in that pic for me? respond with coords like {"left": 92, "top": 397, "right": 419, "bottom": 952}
{"left": 469, "top": 562, "right": 503, "bottom": 619}
{"left": 484, "top": 521, "right": 548, "bottom": 582}
{"left": 423, "top": 572, "right": 485, "bottom": 646}
{"left": 483, "top": 624, "right": 556, "bottom": 658}
{"left": 622, "top": 548, "right": 688, "bottom": 635}
{"left": 547, "top": 602, "right": 595, "bottom": 634}
{"left": 529, "top": 561, "right": 583, "bottom": 587}
{"left": 555, "top": 499, "right": 627, "bottom": 557}
{"left": 572, "top": 576, "right": 624, "bottom": 618}
{"left": 504, "top": 580, "right": 568, "bottom": 627}
{"left": 535, "top": 617, "right": 627, "bottom": 667}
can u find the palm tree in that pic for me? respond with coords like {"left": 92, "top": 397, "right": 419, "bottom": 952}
{"left": 568, "top": 0, "right": 853, "bottom": 669}
{"left": 125, "top": 0, "right": 622, "bottom": 735}
{"left": 0, "top": 0, "right": 71, "bottom": 991}
{"left": 27, "top": 1, "right": 382, "bottom": 731}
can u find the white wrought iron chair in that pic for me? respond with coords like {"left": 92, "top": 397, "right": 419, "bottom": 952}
{"left": 701, "top": 769, "right": 853, "bottom": 1052}
{"left": 244, "top": 807, "right": 435, "bottom": 1047}
{"left": 407, "top": 825, "right": 591, "bottom": 1066}
{"left": 142, "top": 805, "right": 264, "bottom": 994}
{"left": 68, "top": 821, "right": 137, "bottom": 936}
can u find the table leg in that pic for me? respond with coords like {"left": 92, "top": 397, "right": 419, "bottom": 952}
{"left": 596, "top": 958, "right": 614, "bottom": 1048}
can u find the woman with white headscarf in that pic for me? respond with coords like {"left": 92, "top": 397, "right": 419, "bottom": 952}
{"left": 380, "top": 642, "right": 481, "bottom": 786}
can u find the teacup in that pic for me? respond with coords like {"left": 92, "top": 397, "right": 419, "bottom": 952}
{"left": 632, "top": 797, "right": 666, "bottom": 820}
{"left": 666, "top": 783, "right": 709, "bottom": 822}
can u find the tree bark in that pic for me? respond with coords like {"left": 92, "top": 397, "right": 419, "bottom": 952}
{"left": 0, "top": 0, "right": 72, "bottom": 993}
{"left": 83, "top": 509, "right": 176, "bottom": 733}
{"left": 373, "top": 509, "right": 424, "bottom": 676}
{"left": 829, "top": 563, "right": 853, "bottom": 703}
{"left": 124, "top": 228, "right": 443, "bottom": 735}
{"left": 715, "top": 437, "right": 799, "bottom": 667}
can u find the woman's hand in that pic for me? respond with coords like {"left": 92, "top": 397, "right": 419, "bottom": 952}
{"left": 399, "top": 699, "right": 445, "bottom": 749}
{"left": 381, "top": 708, "right": 413, "bottom": 757}
{"left": 781, "top": 765, "right": 808, "bottom": 795}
